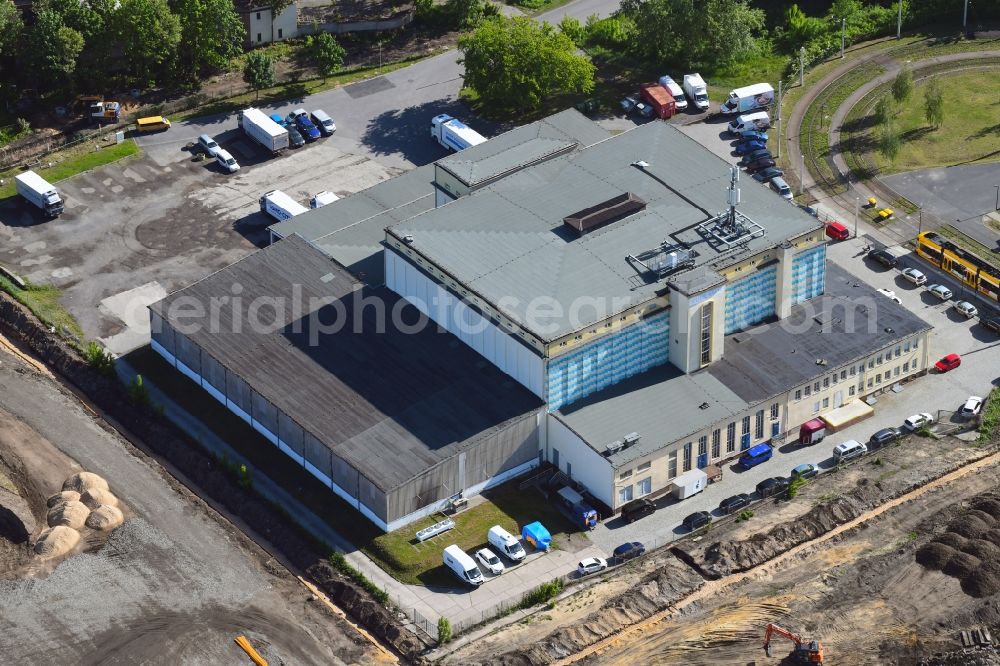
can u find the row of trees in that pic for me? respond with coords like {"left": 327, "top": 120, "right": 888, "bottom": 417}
{"left": 0, "top": 0, "right": 245, "bottom": 99}
{"left": 875, "top": 66, "right": 945, "bottom": 163}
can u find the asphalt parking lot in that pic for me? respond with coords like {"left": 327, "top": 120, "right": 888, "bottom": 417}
{"left": 0, "top": 135, "right": 398, "bottom": 353}
{"left": 588, "top": 235, "right": 1000, "bottom": 554}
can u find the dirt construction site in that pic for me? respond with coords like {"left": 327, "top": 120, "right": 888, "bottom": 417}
{"left": 0, "top": 342, "right": 391, "bottom": 665}
{"left": 439, "top": 420, "right": 1000, "bottom": 666}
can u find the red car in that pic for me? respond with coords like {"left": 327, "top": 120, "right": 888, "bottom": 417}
{"left": 935, "top": 353, "right": 961, "bottom": 372}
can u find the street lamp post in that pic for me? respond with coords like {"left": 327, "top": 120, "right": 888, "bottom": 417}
{"left": 854, "top": 196, "right": 860, "bottom": 239}
{"left": 994, "top": 184, "right": 999, "bottom": 211}
{"left": 964, "top": 0, "right": 970, "bottom": 30}
{"left": 842, "top": 18, "right": 846, "bottom": 58}
{"left": 897, "top": 0, "right": 902, "bottom": 39}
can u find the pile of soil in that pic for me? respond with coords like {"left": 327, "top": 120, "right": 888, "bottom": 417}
{"left": 85, "top": 505, "right": 123, "bottom": 530}
{"left": 62, "top": 472, "right": 109, "bottom": 494}
{"left": 80, "top": 488, "right": 118, "bottom": 510}
{"left": 46, "top": 490, "right": 80, "bottom": 508}
{"left": 34, "top": 525, "right": 80, "bottom": 559}
{"left": 920, "top": 647, "right": 1000, "bottom": 665}
{"left": 916, "top": 492, "right": 1000, "bottom": 597}
{"left": 46, "top": 500, "right": 90, "bottom": 530}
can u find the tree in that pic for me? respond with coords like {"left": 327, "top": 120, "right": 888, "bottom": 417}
{"left": 117, "top": 0, "right": 181, "bottom": 85}
{"left": 26, "top": 10, "right": 84, "bottom": 91}
{"left": 874, "top": 95, "right": 896, "bottom": 126}
{"left": 243, "top": 50, "right": 274, "bottom": 99}
{"left": 877, "top": 116, "right": 900, "bottom": 163}
{"left": 310, "top": 32, "right": 345, "bottom": 81}
{"left": 782, "top": 4, "right": 826, "bottom": 50}
{"left": 458, "top": 16, "right": 595, "bottom": 112}
{"left": 558, "top": 15, "right": 585, "bottom": 46}
{"left": 446, "top": 0, "right": 498, "bottom": 29}
{"left": 0, "top": 0, "right": 23, "bottom": 55}
{"left": 173, "top": 0, "right": 245, "bottom": 79}
{"left": 891, "top": 65, "right": 913, "bottom": 103}
{"left": 923, "top": 77, "right": 944, "bottom": 129}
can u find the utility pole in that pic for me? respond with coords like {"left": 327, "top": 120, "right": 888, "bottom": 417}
{"left": 994, "top": 184, "right": 999, "bottom": 210}
{"left": 964, "top": 0, "right": 969, "bottom": 30}
{"left": 918, "top": 207, "right": 923, "bottom": 236}
{"left": 776, "top": 80, "right": 782, "bottom": 159}
{"left": 799, "top": 47, "right": 805, "bottom": 87}
{"left": 897, "top": 0, "right": 902, "bottom": 39}
{"left": 854, "top": 196, "right": 860, "bottom": 239}
{"left": 842, "top": 18, "right": 846, "bottom": 58}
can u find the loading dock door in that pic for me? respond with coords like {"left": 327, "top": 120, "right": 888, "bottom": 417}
{"left": 833, "top": 390, "right": 843, "bottom": 408}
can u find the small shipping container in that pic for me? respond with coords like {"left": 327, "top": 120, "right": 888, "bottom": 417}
{"left": 639, "top": 83, "right": 676, "bottom": 119}
{"left": 671, "top": 469, "right": 708, "bottom": 499}
{"left": 799, "top": 418, "right": 827, "bottom": 446}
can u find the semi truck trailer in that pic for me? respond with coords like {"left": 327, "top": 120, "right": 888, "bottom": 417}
{"left": 239, "top": 108, "right": 289, "bottom": 154}
{"left": 259, "top": 190, "right": 308, "bottom": 221}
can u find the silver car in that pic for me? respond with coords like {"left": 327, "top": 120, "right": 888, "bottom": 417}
{"left": 475, "top": 548, "right": 504, "bottom": 575}
{"left": 197, "top": 133, "right": 221, "bottom": 157}
{"left": 928, "top": 284, "right": 953, "bottom": 300}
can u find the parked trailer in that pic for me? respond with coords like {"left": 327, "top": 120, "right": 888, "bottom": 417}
{"left": 639, "top": 83, "right": 676, "bottom": 119}
{"left": 555, "top": 486, "right": 598, "bottom": 530}
{"left": 259, "top": 190, "right": 308, "bottom": 222}
{"left": 430, "top": 114, "right": 487, "bottom": 152}
{"left": 671, "top": 469, "right": 708, "bottom": 500}
{"left": 239, "top": 107, "right": 289, "bottom": 154}
{"left": 799, "top": 418, "right": 827, "bottom": 446}
{"left": 310, "top": 191, "right": 340, "bottom": 208}
{"left": 15, "top": 170, "right": 64, "bottom": 217}
{"left": 720, "top": 82, "right": 774, "bottom": 115}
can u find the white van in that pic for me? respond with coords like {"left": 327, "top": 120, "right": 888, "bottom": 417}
{"left": 769, "top": 176, "right": 792, "bottom": 200}
{"left": 487, "top": 525, "right": 526, "bottom": 562}
{"left": 657, "top": 75, "right": 688, "bottom": 111}
{"left": 215, "top": 149, "right": 240, "bottom": 173}
{"left": 443, "top": 545, "right": 484, "bottom": 586}
{"left": 833, "top": 439, "right": 867, "bottom": 463}
{"left": 729, "top": 111, "right": 770, "bottom": 135}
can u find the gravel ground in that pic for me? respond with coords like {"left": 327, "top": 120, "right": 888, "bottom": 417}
{"left": 0, "top": 355, "right": 384, "bottom": 665}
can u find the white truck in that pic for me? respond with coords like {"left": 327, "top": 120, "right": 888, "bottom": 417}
{"left": 239, "top": 107, "right": 289, "bottom": 154}
{"left": 720, "top": 82, "right": 774, "bottom": 115}
{"left": 728, "top": 110, "right": 771, "bottom": 135}
{"left": 657, "top": 76, "right": 688, "bottom": 111}
{"left": 15, "top": 170, "right": 64, "bottom": 217}
{"left": 430, "top": 114, "right": 487, "bottom": 152}
{"left": 443, "top": 544, "right": 484, "bottom": 587}
{"left": 259, "top": 190, "right": 308, "bottom": 221}
{"left": 310, "top": 191, "right": 340, "bottom": 209}
{"left": 487, "top": 525, "right": 526, "bottom": 562}
{"left": 671, "top": 469, "right": 708, "bottom": 500}
{"left": 682, "top": 73, "right": 710, "bottom": 111}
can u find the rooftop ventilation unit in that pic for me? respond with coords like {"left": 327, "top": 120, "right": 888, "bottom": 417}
{"left": 627, "top": 241, "right": 696, "bottom": 279}
{"left": 696, "top": 167, "right": 766, "bottom": 250}
{"left": 564, "top": 192, "right": 646, "bottom": 235}
{"left": 623, "top": 432, "right": 641, "bottom": 445}
{"left": 605, "top": 440, "right": 625, "bottom": 456}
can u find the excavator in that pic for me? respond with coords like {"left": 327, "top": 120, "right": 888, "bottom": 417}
{"left": 763, "top": 623, "right": 824, "bottom": 663}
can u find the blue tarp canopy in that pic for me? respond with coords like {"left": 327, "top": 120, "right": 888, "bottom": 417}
{"left": 521, "top": 521, "right": 551, "bottom": 551}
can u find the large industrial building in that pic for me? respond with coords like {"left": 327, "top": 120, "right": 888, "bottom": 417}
{"left": 150, "top": 109, "right": 931, "bottom": 530}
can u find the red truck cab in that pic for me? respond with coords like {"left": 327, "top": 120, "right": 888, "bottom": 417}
{"left": 640, "top": 83, "right": 676, "bottom": 119}
{"left": 799, "top": 418, "right": 827, "bottom": 446}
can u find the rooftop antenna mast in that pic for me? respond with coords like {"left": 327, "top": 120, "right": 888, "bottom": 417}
{"left": 726, "top": 165, "right": 741, "bottom": 231}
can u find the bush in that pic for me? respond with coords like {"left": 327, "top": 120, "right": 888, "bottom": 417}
{"left": 521, "top": 578, "right": 563, "bottom": 607}
{"left": 559, "top": 15, "right": 586, "bottom": 46}
{"left": 437, "top": 616, "right": 452, "bottom": 644}
{"left": 584, "top": 14, "right": 635, "bottom": 49}
{"left": 735, "top": 509, "right": 754, "bottom": 522}
{"left": 127, "top": 374, "right": 150, "bottom": 405}
{"left": 84, "top": 340, "right": 115, "bottom": 376}
{"left": 329, "top": 551, "right": 390, "bottom": 605}
{"left": 787, "top": 476, "right": 807, "bottom": 499}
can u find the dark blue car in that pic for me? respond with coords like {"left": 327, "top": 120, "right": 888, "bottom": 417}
{"left": 288, "top": 108, "right": 321, "bottom": 141}
{"left": 734, "top": 140, "right": 766, "bottom": 155}
{"left": 741, "top": 130, "right": 769, "bottom": 142}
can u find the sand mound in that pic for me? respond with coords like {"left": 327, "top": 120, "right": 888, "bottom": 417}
{"left": 963, "top": 539, "right": 1000, "bottom": 562}
{"left": 85, "top": 505, "right": 124, "bottom": 531}
{"left": 62, "top": 472, "right": 109, "bottom": 494}
{"left": 972, "top": 499, "right": 1000, "bottom": 520}
{"left": 966, "top": 509, "right": 998, "bottom": 527}
{"left": 34, "top": 525, "right": 80, "bottom": 559}
{"left": 46, "top": 491, "right": 80, "bottom": 508}
{"left": 943, "top": 552, "right": 981, "bottom": 578}
{"left": 46, "top": 500, "right": 90, "bottom": 530}
{"left": 80, "top": 488, "right": 118, "bottom": 510}
{"left": 916, "top": 542, "right": 955, "bottom": 570}
{"left": 950, "top": 516, "right": 991, "bottom": 539}
{"left": 934, "top": 533, "right": 969, "bottom": 550}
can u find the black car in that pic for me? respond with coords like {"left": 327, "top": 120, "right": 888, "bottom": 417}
{"left": 621, "top": 498, "right": 656, "bottom": 523}
{"left": 683, "top": 511, "right": 712, "bottom": 530}
{"left": 752, "top": 166, "right": 784, "bottom": 183}
{"left": 719, "top": 493, "right": 752, "bottom": 515}
{"left": 756, "top": 476, "right": 790, "bottom": 499}
{"left": 981, "top": 316, "right": 1000, "bottom": 334}
{"left": 868, "top": 248, "right": 898, "bottom": 268}
{"left": 613, "top": 541, "right": 646, "bottom": 561}
{"left": 287, "top": 125, "right": 306, "bottom": 148}
{"left": 746, "top": 158, "right": 777, "bottom": 173}
{"left": 869, "top": 427, "right": 902, "bottom": 448}
{"left": 740, "top": 149, "right": 772, "bottom": 166}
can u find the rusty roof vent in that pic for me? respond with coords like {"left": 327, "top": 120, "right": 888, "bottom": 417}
{"left": 563, "top": 192, "right": 646, "bottom": 235}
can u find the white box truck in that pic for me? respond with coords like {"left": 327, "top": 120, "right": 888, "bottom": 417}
{"left": 443, "top": 544, "right": 484, "bottom": 586}
{"left": 259, "top": 190, "right": 308, "bottom": 221}
{"left": 15, "top": 170, "right": 64, "bottom": 217}
{"left": 671, "top": 469, "right": 708, "bottom": 500}
{"left": 683, "top": 73, "right": 709, "bottom": 111}
{"left": 239, "top": 107, "right": 289, "bottom": 154}
{"left": 310, "top": 191, "right": 340, "bottom": 209}
{"left": 720, "top": 82, "right": 774, "bottom": 115}
{"left": 657, "top": 76, "right": 688, "bottom": 111}
{"left": 487, "top": 525, "right": 526, "bottom": 562}
{"left": 430, "top": 114, "right": 487, "bottom": 152}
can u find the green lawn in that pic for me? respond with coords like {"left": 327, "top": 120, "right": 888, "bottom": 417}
{"left": 980, "top": 389, "right": 1000, "bottom": 445}
{"left": 0, "top": 138, "right": 140, "bottom": 200}
{"left": 704, "top": 53, "right": 790, "bottom": 105}
{"left": 872, "top": 70, "right": 1000, "bottom": 174}
{"left": 0, "top": 275, "right": 84, "bottom": 340}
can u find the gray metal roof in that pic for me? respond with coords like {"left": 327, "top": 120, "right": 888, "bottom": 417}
{"left": 389, "top": 121, "right": 823, "bottom": 341}
{"left": 150, "top": 234, "right": 542, "bottom": 491}
{"left": 707, "top": 262, "right": 933, "bottom": 403}
{"left": 554, "top": 364, "right": 749, "bottom": 467}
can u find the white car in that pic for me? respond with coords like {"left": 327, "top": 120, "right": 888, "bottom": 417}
{"left": 928, "top": 284, "right": 953, "bottom": 300}
{"left": 960, "top": 396, "right": 984, "bottom": 418}
{"left": 876, "top": 288, "right": 902, "bottom": 304}
{"left": 197, "top": 133, "right": 221, "bottom": 157}
{"left": 901, "top": 267, "right": 926, "bottom": 286}
{"left": 903, "top": 412, "right": 935, "bottom": 431}
{"left": 954, "top": 301, "right": 978, "bottom": 318}
{"left": 577, "top": 556, "right": 608, "bottom": 576}
{"left": 475, "top": 548, "right": 504, "bottom": 575}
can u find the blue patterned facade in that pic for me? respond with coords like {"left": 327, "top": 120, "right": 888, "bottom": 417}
{"left": 546, "top": 312, "right": 669, "bottom": 412}
{"left": 724, "top": 266, "right": 777, "bottom": 334}
{"left": 791, "top": 244, "right": 827, "bottom": 304}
